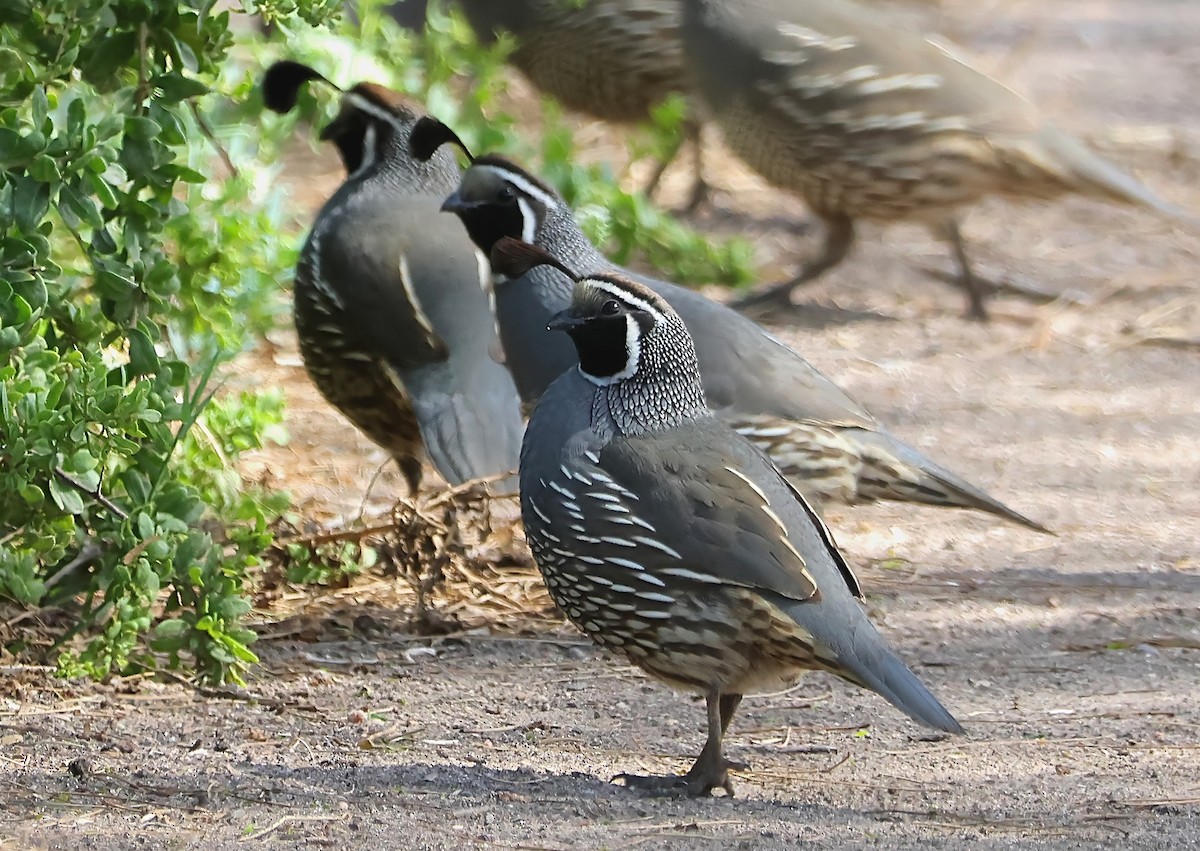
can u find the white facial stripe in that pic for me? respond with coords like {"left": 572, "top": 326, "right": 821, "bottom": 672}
{"left": 516, "top": 197, "right": 537, "bottom": 244}
{"left": 475, "top": 164, "right": 562, "bottom": 211}
{"left": 345, "top": 92, "right": 401, "bottom": 128}
{"left": 348, "top": 123, "right": 378, "bottom": 180}
{"left": 585, "top": 279, "right": 667, "bottom": 324}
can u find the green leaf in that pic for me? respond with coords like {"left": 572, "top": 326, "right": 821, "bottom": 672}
{"left": 30, "top": 86, "right": 49, "bottom": 127}
{"left": 11, "top": 176, "right": 51, "bottom": 231}
{"left": 57, "top": 182, "right": 104, "bottom": 229}
{"left": 48, "top": 474, "right": 86, "bottom": 514}
{"left": 79, "top": 30, "right": 137, "bottom": 84}
{"left": 29, "top": 153, "right": 61, "bottom": 183}
{"left": 127, "top": 326, "right": 159, "bottom": 374}
{"left": 86, "top": 171, "right": 119, "bottom": 209}
{"left": 154, "top": 72, "right": 208, "bottom": 102}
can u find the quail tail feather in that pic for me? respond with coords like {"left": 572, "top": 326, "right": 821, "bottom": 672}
{"left": 406, "top": 367, "right": 522, "bottom": 493}
{"left": 850, "top": 429, "right": 1051, "bottom": 534}
{"left": 829, "top": 625, "right": 964, "bottom": 734}
{"left": 1034, "top": 124, "right": 1200, "bottom": 227}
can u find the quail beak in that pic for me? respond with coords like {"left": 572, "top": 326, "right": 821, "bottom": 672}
{"left": 547, "top": 311, "right": 583, "bottom": 333}
{"left": 440, "top": 191, "right": 476, "bottom": 214}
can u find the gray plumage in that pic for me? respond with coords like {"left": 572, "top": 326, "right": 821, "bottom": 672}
{"left": 265, "top": 65, "right": 523, "bottom": 492}
{"left": 507, "top": 244, "right": 960, "bottom": 794}
{"left": 427, "top": 147, "right": 1047, "bottom": 531}
{"left": 679, "top": 0, "right": 1198, "bottom": 318}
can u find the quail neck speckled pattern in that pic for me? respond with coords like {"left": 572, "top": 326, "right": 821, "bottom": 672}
{"left": 573, "top": 283, "right": 709, "bottom": 439}
{"left": 343, "top": 115, "right": 461, "bottom": 199}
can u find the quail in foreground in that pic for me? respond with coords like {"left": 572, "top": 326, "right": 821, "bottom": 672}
{"left": 679, "top": 0, "right": 1198, "bottom": 319}
{"left": 453, "top": 0, "right": 706, "bottom": 208}
{"left": 410, "top": 120, "right": 1050, "bottom": 532}
{"left": 262, "top": 61, "right": 523, "bottom": 492}
{"left": 494, "top": 237, "right": 962, "bottom": 795}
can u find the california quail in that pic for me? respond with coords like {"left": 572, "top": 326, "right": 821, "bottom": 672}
{"left": 679, "top": 0, "right": 1198, "bottom": 320}
{"left": 262, "top": 61, "right": 523, "bottom": 492}
{"left": 410, "top": 120, "right": 1049, "bottom": 532}
{"left": 453, "top": 0, "right": 706, "bottom": 208}
{"left": 492, "top": 237, "right": 962, "bottom": 795}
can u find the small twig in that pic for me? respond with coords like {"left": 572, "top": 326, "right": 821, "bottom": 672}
{"left": 1116, "top": 795, "right": 1200, "bottom": 808}
{"left": 52, "top": 468, "right": 129, "bottom": 520}
{"left": 188, "top": 101, "right": 239, "bottom": 179}
{"left": 272, "top": 520, "right": 402, "bottom": 549}
{"left": 43, "top": 538, "right": 104, "bottom": 591}
{"left": 149, "top": 667, "right": 318, "bottom": 712}
{"left": 239, "top": 814, "right": 341, "bottom": 842}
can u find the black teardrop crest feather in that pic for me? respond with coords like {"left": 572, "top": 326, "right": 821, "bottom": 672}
{"left": 262, "top": 60, "right": 336, "bottom": 113}
{"left": 409, "top": 116, "right": 474, "bottom": 163}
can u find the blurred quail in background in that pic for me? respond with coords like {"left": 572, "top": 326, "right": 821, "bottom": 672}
{"left": 496, "top": 237, "right": 962, "bottom": 795}
{"left": 412, "top": 119, "right": 1049, "bottom": 532}
{"left": 454, "top": 0, "right": 707, "bottom": 208}
{"left": 679, "top": 0, "right": 1198, "bottom": 319}
{"left": 262, "top": 61, "right": 523, "bottom": 493}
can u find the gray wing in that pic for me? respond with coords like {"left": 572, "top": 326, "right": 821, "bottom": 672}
{"left": 592, "top": 418, "right": 851, "bottom": 606}
{"left": 327, "top": 195, "right": 524, "bottom": 484}
{"left": 398, "top": 359, "right": 522, "bottom": 490}
{"left": 403, "top": 207, "right": 524, "bottom": 485}
{"left": 603, "top": 420, "right": 959, "bottom": 732}
{"left": 314, "top": 196, "right": 454, "bottom": 371}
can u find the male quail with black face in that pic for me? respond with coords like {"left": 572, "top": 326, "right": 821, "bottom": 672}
{"left": 495, "top": 237, "right": 962, "bottom": 795}
{"left": 410, "top": 120, "right": 1049, "bottom": 532}
{"left": 262, "top": 61, "right": 523, "bottom": 492}
{"left": 453, "top": 0, "right": 705, "bottom": 207}
{"left": 679, "top": 0, "right": 1197, "bottom": 319}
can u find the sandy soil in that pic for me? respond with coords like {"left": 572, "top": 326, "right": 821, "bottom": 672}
{"left": 5, "top": 0, "right": 1200, "bottom": 848}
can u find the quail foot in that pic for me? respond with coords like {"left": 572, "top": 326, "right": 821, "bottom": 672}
{"left": 494, "top": 236, "right": 962, "bottom": 796}
{"left": 409, "top": 120, "right": 1051, "bottom": 532}
{"left": 679, "top": 0, "right": 1198, "bottom": 320}
{"left": 262, "top": 61, "right": 523, "bottom": 493}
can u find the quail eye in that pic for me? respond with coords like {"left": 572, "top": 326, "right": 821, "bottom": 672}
{"left": 497, "top": 186, "right": 515, "bottom": 202}
{"left": 600, "top": 300, "right": 621, "bottom": 316}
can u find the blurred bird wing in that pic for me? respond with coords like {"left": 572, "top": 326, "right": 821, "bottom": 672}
{"left": 737, "top": 0, "right": 1041, "bottom": 139}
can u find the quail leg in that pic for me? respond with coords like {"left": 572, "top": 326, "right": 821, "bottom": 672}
{"left": 615, "top": 690, "right": 747, "bottom": 797}
{"left": 395, "top": 454, "right": 423, "bottom": 496}
{"left": 642, "top": 132, "right": 683, "bottom": 203}
{"left": 923, "top": 219, "right": 1088, "bottom": 320}
{"left": 644, "top": 113, "right": 711, "bottom": 215}
{"left": 679, "top": 115, "right": 711, "bottom": 215}
{"left": 939, "top": 219, "right": 989, "bottom": 322}
{"left": 732, "top": 215, "right": 856, "bottom": 314}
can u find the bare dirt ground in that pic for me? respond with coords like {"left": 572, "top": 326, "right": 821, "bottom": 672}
{"left": 5, "top": 0, "right": 1200, "bottom": 848}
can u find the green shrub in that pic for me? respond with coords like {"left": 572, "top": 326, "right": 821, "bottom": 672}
{"left": 0, "top": 0, "right": 324, "bottom": 683}
{"left": 0, "top": 0, "right": 758, "bottom": 685}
